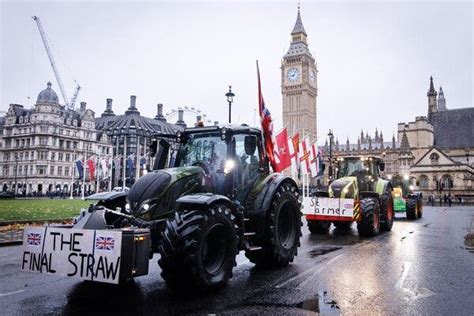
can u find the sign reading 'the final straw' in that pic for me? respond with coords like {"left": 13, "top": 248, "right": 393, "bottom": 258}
{"left": 21, "top": 226, "right": 122, "bottom": 284}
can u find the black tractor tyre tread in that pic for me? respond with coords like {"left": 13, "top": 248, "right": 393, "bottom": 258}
{"left": 357, "top": 198, "right": 380, "bottom": 237}
{"left": 244, "top": 182, "right": 302, "bottom": 268}
{"left": 380, "top": 189, "right": 394, "bottom": 231}
{"left": 158, "top": 205, "right": 239, "bottom": 290}
{"left": 406, "top": 197, "right": 417, "bottom": 220}
{"left": 333, "top": 222, "right": 352, "bottom": 230}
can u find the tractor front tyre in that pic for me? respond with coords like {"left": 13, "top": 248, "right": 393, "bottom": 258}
{"left": 158, "top": 205, "right": 239, "bottom": 290}
{"left": 245, "top": 183, "right": 302, "bottom": 268}
{"left": 308, "top": 220, "right": 331, "bottom": 234}
{"left": 380, "top": 189, "right": 394, "bottom": 231}
{"left": 357, "top": 198, "right": 381, "bottom": 237}
{"left": 406, "top": 197, "right": 417, "bottom": 220}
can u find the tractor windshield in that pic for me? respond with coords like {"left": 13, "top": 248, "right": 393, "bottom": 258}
{"left": 178, "top": 133, "right": 227, "bottom": 173}
{"left": 337, "top": 158, "right": 377, "bottom": 178}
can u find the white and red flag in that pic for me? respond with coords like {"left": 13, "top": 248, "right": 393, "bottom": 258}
{"left": 257, "top": 61, "right": 279, "bottom": 172}
{"left": 275, "top": 128, "right": 291, "bottom": 171}
{"left": 288, "top": 133, "right": 300, "bottom": 176}
{"left": 299, "top": 138, "right": 311, "bottom": 174}
{"left": 309, "top": 142, "right": 319, "bottom": 177}
{"left": 87, "top": 156, "right": 96, "bottom": 181}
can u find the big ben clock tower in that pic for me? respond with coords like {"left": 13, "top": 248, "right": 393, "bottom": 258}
{"left": 281, "top": 7, "right": 317, "bottom": 142}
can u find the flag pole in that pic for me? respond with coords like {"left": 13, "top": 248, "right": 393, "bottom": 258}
{"left": 81, "top": 148, "right": 86, "bottom": 200}
{"left": 96, "top": 151, "right": 100, "bottom": 193}
{"left": 70, "top": 149, "right": 75, "bottom": 199}
{"left": 135, "top": 136, "right": 141, "bottom": 182}
{"left": 108, "top": 155, "right": 112, "bottom": 192}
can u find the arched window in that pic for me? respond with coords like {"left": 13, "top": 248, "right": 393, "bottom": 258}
{"left": 430, "top": 153, "right": 439, "bottom": 164}
{"left": 441, "top": 174, "right": 453, "bottom": 189}
{"left": 419, "top": 175, "right": 429, "bottom": 188}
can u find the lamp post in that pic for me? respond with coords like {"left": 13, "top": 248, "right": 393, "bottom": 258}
{"left": 466, "top": 151, "right": 470, "bottom": 166}
{"left": 328, "top": 130, "right": 334, "bottom": 182}
{"left": 225, "top": 85, "right": 235, "bottom": 124}
{"left": 14, "top": 153, "right": 19, "bottom": 196}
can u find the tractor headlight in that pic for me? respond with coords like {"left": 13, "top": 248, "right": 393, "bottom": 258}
{"left": 143, "top": 203, "right": 150, "bottom": 211}
{"left": 125, "top": 203, "right": 131, "bottom": 212}
{"left": 224, "top": 159, "right": 235, "bottom": 174}
{"left": 343, "top": 187, "right": 349, "bottom": 194}
{"left": 221, "top": 127, "right": 228, "bottom": 140}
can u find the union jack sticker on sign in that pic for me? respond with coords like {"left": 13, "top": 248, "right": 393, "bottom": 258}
{"left": 27, "top": 233, "right": 42, "bottom": 246}
{"left": 95, "top": 236, "right": 115, "bottom": 251}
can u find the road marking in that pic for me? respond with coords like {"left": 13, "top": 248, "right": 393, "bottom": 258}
{"left": 395, "top": 261, "right": 412, "bottom": 289}
{"left": 275, "top": 254, "right": 343, "bottom": 289}
{"left": 0, "top": 290, "right": 25, "bottom": 298}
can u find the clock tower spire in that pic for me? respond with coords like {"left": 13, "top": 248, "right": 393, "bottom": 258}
{"left": 281, "top": 6, "right": 317, "bottom": 142}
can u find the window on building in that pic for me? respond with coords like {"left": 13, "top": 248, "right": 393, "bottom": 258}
{"left": 50, "top": 166, "right": 55, "bottom": 175}
{"left": 66, "top": 141, "right": 71, "bottom": 149}
{"left": 40, "top": 126, "right": 48, "bottom": 133}
{"left": 59, "top": 140, "right": 64, "bottom": 148}
{"left": 40, "top": 137, "right": 48, "bottom": 146}
{"left": 430, "top": 153, "right": 440, "bottom": 165}
{"left": 65, "top": 153, "right": 70, "bottom": 162}
{"left": 58, "top": 153, "right": 64, "bottom": 161}
{"left": 57, "top": 166, "right": 62, "bottom": 176}
{"left": 38, "top": 166, "right": 46, "bottom": 175}
{"left": 419, "top": 175, "right": 429, "bottom": 189}
{"left": 51, "top": 152, "right": 55, "bottom": 160}
{"left": 441, "top": 174, "right": 453, "bottom": 190}
{"left": 30, "top": 165, "right": 33, "bottom": 174}
{"left": 65, "top": 167, "right": 69, "bottom": 176}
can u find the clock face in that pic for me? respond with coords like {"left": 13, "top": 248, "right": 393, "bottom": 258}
{"left": 287, "top": 68, "right": 300, "bottom": 83}
{"left": 309, "top": 69, "right": 316, "bottom": 83}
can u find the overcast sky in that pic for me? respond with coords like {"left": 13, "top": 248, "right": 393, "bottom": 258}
{"left": 1, "top": 0, "right": 472, "bottom": 145}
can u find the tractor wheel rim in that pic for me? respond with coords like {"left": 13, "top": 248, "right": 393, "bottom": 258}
{"left": 202, "top": 223, "right": 227, "bottom": 275}
{"left": 387, "top": 197, "right": 394, "bottom": 222}
{"left": 278, "top": 201, "right": 296, "bottom": 249}
{"left": 374, "top": 205, "right": 380, "bottom": 231}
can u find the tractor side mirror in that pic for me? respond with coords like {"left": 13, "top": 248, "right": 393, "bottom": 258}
{"left": 379, "top": 161, "right": 385, "bottom": 172}
{"left": 244, "top": 135, "right": 257, "bottom": 155}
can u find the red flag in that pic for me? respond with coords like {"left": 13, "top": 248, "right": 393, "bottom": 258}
{"left": 257, "top": 61, "right": 278, "bottom": 171}
{"left": 275, "top": 128, "right": 291, "bottom": 171}
{"left": 288, "top": 133, "right": 300, "bottom": 174}
{"left": 87, "top": 158, "right": 96, "bottom": 181}
{"left": 299, "top": 138, "right": 311, "bottom": 174}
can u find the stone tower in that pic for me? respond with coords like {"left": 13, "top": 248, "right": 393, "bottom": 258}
{"left": 427, "top": 76, "right": 438, "bottom": 121}
{"left": 281, "top": 7, "right": 317, "bottom": 142}
{"left": 437, "top": 86, "right": 447, "bottom": 111}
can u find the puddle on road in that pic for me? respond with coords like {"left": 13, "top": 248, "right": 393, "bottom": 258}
{"left": 308, "top": 246, "right": 343, "bottom": 258}
{"left": 296, "top": 291, "right": 341, "bottom": 315}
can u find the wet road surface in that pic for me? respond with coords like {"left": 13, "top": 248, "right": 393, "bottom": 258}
{"left": 1, "top": 206, "right": 473, "bottom": 315}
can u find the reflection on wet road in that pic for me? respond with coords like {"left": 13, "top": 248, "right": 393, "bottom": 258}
{"left": 1, "top": 206, "right": 473, "bottom": 315}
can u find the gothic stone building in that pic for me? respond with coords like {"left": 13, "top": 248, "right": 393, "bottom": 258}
{"left": 0, "top": 82, "right": 112, "bottom": 195}
{"left": 281, "top": 8, "right": 318, "bottom": 142}
{"left": 328, "top": 77, "right": 473, "bottom": 198}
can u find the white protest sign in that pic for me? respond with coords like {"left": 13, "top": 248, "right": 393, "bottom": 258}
{"left": 22, "top": 226, "right": 122, "bottom": 284}
{"left": 302, "top": 197, "right": 355, "bottom": 218}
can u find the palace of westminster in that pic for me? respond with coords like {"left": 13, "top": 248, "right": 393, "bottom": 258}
{"left": 1, "top": 8, "right": 472, "bottom": 198}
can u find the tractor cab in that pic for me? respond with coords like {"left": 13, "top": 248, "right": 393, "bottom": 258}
{"left": 335, "top": 156, "right": 385, "bottom": 192}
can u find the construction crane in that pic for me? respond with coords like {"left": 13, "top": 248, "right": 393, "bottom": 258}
{"left": 32, "top": 16, "right": 80, "bottom": 110}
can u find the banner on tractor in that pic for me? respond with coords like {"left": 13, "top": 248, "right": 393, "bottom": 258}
{"left": 302, "top": 196, "right": 355, "bottom": 220}
{"left": 21, "top": 226, "right": 122, "bottom": 284}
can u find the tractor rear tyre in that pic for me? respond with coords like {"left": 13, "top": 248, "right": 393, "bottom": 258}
{"left": 333, "top": 222, "right": 352, "bottom": 230}
{"left": 380, "top": 189, "right": 394, "bottom": 231}
{"left": 245, "top": 183, "right": 302, "bottom": 268}
{"left": 406, "top": 197, "right": 417, "bottom": 220}
{"left": 158, "top": 204, "right": 239, "bottom": 290}
{"left": 308, "top": 221, "right": 331, "bottom": 234}
{"left": 357, "top": 198, "right": 381, "bottom": 237}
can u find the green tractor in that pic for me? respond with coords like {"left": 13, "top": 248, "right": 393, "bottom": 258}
{"left": 305, "top": 156, "right": 394, "bottom": 237}
{"left": 74, "top": 125, "right": 302, "bottom": 289}
{"left": 389, "top": 174, "right": 423, "bottom": 220}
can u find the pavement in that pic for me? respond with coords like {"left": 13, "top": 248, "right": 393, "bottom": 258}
{"left": 0, "top": 206, "right": 473, "bottom": 315}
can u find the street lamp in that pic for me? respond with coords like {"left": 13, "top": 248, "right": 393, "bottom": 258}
{"left": 328, "top": 130, "right": 334, "bottom": 182}
{"left": 225, "top": 85, "right": 235, "bottom": 124}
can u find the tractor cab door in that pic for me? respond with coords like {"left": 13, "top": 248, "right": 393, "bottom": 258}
{"left": 231, "top": 133, "right": 263, "bottom": 201}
